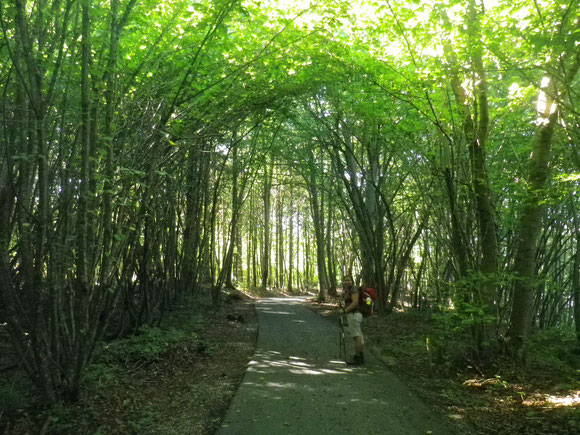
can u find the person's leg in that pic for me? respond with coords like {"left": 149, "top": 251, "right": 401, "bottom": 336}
{"left": 354, "top": 336, "right": 363, "bottom": 355}
{"left": 347, "top": 313, "right": 364, "bottom": 364}
{"left": 354, "top": 313, "right": 364, "bottom": 362}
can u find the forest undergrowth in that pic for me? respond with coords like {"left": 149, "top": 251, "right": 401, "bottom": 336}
{"left": 0, "top": 289, "right": 258, "bottom": 434}
{"left": 309, "top": 296, "right": 580, "bottom": 435}
{"left": 2, "top": 291, "right": 579, "bottom": 434}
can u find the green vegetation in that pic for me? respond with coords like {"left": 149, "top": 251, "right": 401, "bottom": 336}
{"left": 361, "top": 305, "right": 580, "bottom": 434}
{"left": 1, "top": 0, "right": 579, "bottom": 431}
{"left": 1, "top": 291, "right": 256, "bottom": 434}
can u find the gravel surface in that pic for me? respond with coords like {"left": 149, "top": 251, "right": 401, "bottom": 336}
{"left": 217, "top": 297, "right": 456, "bottom": 435}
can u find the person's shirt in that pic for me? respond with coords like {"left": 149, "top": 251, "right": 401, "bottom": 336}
{"left": 344, "top": 285, "right": 360, "bottom": 312}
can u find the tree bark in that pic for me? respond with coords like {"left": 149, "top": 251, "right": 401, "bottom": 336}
{"left": 306, "top": 158, "right": 329, "bottom": 301}
{"left": 570, "top": 201, "right": 580, "bottom": 342}
{"left": 260, "top": 160, "right": 273, "bottom": 289}
{"left": 326, "top": 204, "right": 337, "bottom": 296}
{"left": 508, "top": 51, "right": 580, "bottom": 350}
{"left": 466, "top": 0, "right": 498, "bottom": 313}
{"left": 387, "top": 218, "right": 426, "bottom": 312}
{"left": 287, "top": 188, "right": 294, "bottom": 292}
{"left": 276, "top": 188, "right": 284, "bottom": 289}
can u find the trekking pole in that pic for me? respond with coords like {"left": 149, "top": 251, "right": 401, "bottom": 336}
{"left": 339, "top": 313, "right": 347, "bottom": 362}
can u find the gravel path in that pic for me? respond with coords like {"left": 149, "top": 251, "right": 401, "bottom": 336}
{"left": 216, "top": 297, "right": 456, "bottom": 435}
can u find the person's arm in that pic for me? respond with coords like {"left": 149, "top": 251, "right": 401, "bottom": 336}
{"left": 344, "top": 292, "right": 359, "bottom": 314}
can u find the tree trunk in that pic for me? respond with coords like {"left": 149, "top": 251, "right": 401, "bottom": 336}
{"left": 570, "top": 201, "right": 580, "bottom": 342}
{"left": 251, "top": 192, "right": 258, "bottom": 287}
{"left": 508, "top": 54, "right": 579, "bottom": 349}
{"left": 276, "top": 188, "right": 284, "bottom": 289}
{"left": 329, "top": 124, "right": 387, "bottom": 309}
{"left": 261, "top": 160, "right": 273, "bottom": 289}
{"left": 326, "top": 205, "right": 337, "bottom": 296}
{"left": 307, "top": 165, "right": 329, "bottom": 301}
{"left": 468, "top": 0, "right": 498, "bottom": 313}
{"left": 443, "top": 167, "right": 470, "bottom": 280}
{"left": 287, "top": 189, "right": 294, "bottom": 292}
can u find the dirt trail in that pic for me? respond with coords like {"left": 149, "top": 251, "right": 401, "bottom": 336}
{"left": 216, "top": 297, "right": 456, "bottom": 435}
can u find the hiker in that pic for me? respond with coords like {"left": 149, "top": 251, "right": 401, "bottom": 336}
{"left": 342, "top": 275, "right": 364, "bottom": 365}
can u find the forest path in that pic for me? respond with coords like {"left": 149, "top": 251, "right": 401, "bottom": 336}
{"left": 216, "top": 297, "right": 456, "bottom": 435}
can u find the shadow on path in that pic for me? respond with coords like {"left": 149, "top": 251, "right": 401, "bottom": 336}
{"left": 216, "top": 297, "right": 456, "bottom": 435}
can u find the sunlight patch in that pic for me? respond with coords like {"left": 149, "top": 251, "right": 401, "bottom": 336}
{"left": 546, "top": 392, "right": 580, "bottom": 407}
{"left": 289, "top": 368, "right": 325, "bottom": 375}
{"left": 265, "top": 382, "right": 297, "bottom": 389}
{"left": 320, "top": 369, "right": 344, "bottom": 374}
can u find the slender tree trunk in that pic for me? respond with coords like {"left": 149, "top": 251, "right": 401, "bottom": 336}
{"left": 77, "top": 0, "right": 91, "bottom": 287}
{"left": 304, "top": 213, "right": 311, "bottom": 288}
{"left": 222, "top": 144, "right": 250, "bottom": 290}
{"left": 246, "top": 195, "right": 253, "bottom": 287}
{"left": 204, "top": 136, "right": 239, "bottom": 304}
{"left": 261, "top": 160, "right": 273, "bottom": 289}
{"left": 508, "top": 54, "right": 579, "bottom": 350}
{"left": 223, "top": 146, "right": 240, "bottom": 289}
{"left": 287, "top": 189, "right": 294, "bottom": 292}
{"left": 234, "top": 222, "right": 242, "bottom": 282}
{"left": 276, "top": 187, "right": 284, "bottom": 289}
{"left": 307, "top": 167, "right": 329, "bottom": 301}
{"left": 443, "top": 167, "right": 470, "bottom": 279}
{"left": 570, "top": 201, "right": 580, "bottom": 342}
{"left": 251, "top": 193, "right": 258, "bottom": 288}
{"left": 387, "top": 218, "right": 426, "bottom": 312}
{"left": 100, "top": 0, "right": 119, "bottom": 285}
{"left": 466, "top": 0, "right": 498, "bottom": 314}
{"left": 326, "top": 205, "right": 337, "bottom": 296}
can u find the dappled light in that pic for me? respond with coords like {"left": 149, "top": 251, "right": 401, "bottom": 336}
{"left": 546, "top": 393, "right": 580, "bottom": 408}
{"left": 247, "top": 349, "right": 352, "bottom": 377}
{"left": 218, "top": 298, "right": 455, "bottom": 434}
{"left": 1, "top": 0, "right": 579, "bottom": 433}
{"left": 520, "top": 392, "right": 580, "bottom": 408}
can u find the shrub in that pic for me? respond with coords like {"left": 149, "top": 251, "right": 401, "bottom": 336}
{"left": 95, "top": 326, "right": 189, "bottom": 366}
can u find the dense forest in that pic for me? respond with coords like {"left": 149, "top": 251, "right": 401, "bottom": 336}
{"left": 0, "top": 0, "right": 579, "bottom": 425}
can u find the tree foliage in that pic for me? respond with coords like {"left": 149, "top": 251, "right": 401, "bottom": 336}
{"left": 0, "top": 0, "right": 578, "bottom": 401}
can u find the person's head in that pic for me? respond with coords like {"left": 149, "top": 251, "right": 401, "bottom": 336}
{"left": 343, "top": 275, "right": 354, "bottom": 288}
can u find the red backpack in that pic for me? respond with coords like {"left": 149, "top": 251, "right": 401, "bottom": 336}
{"left": 359, "top": 287, "right": 377, "bottom": 317}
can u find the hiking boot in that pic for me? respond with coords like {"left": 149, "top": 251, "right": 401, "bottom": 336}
{"left": 347, "top": 354, "right": 364, "bottom": 365}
